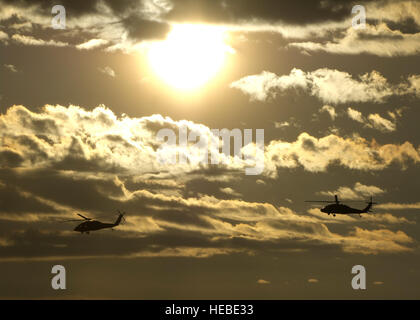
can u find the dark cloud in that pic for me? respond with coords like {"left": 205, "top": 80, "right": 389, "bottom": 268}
{"left": 121, "top": 14, "right": 171, "bottom": 41}
{"left": 384, "top": 18, "right": 420, "bottom": 34}
{"left": 50, "top": 137, "right": 128, "bottom": 173}
{"left": 165, "top": 0, "right": 374, "bottom": 25}
{"left": 103, "top": 0, "right": 143, "bottom": 15}
{"left": 0, "top": 168, "right": 213, "bottom": 224}
{"left": 356, "top": 30, "right": 405, "bottom": 41}
{"left": 301, "top": 138, "right": 318, "bottom": 152}
{"left": 0, "top": 149, "right": 24, "bottom": 167}
{"left": 1, "top": 0, "right": 378, "bottom": 30}
{"left": 0, "top": 182, "right": 58, "bottom": 214}
{"left": 1, "top": 0, "right": 101, "bottom": 17}
{"left": 0, "top": 0, "right": 170, "bottom": 41}
{"left": 0, "top": 169, "right": 124, "bottom": 213}
{"left": 0, "top": 221, "right": 335, "bottom": 261}
{"left": 0, "top": 13, "right": 27, "bottom": 26}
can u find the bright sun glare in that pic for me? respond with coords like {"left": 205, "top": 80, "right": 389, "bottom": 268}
{"left": 147, "top": 24, "right": 232, "bottom": 91}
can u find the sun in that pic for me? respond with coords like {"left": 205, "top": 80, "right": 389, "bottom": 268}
{"left": 147, "top": 24, "right": 232, "bottom": 91}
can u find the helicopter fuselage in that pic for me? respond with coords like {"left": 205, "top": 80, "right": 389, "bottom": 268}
{"left": 74, "top": 221, "right": 116, "bottom": 233}
{"left": 321, "top": 204, "right": 366, "bottom": 214}
{"left": 307, "top": 195, "right": 375, "bottom": 217}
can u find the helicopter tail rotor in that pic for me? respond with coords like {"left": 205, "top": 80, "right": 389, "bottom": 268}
{"left": 115, "top": 210, "right": 126, "bottom": 225}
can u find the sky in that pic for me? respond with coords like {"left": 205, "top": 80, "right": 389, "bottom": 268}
{"left": 0, "top": 0, "right": 420, "bottom": 299}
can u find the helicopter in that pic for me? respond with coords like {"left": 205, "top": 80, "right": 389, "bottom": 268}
{"left": 64, "top": 211, "right": 126, "bottom": 234}
{"left": 305, "top": 195, "right": 377, "bottom": 217}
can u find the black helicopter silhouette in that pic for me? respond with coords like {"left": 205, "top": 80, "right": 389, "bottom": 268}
{"left": 64, "top": 211, "right": 126, "bottom": 234}
{"left": 306, "top": 195, "right": 377, "bottom": 217}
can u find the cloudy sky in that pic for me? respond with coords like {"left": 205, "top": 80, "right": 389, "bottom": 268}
{"left": 1, "top": 0, "right": 420, "bottom": 299}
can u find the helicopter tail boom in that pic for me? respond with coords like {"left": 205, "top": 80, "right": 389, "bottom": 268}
{"left": 362, "top": 197, "right": 375, "bottom": 213}
{"left": 114, "top": 211, "right": 126, "bottom": 226}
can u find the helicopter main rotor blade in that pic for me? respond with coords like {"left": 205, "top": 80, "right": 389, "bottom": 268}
{"left": 77, "top": 213, "right": 92, "bottom": 220}
{"left": 305, "top": 200, "right": 369, "bottom": 203}
{"left": 305, "top": 201, "right": 334, "bottom": 203}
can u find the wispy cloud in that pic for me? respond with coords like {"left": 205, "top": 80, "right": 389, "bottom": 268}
{"left": 76, "top": 39, "right": 109, "bottom": 50}
{"left": 318, "top": 182, "right": 386, "bottom": 200}
{"left": 98, "top": 66, "right": 116, "bottom": 78}
{"left": 231, "top": 68, "right": 416, "bottom": 104}
{"left": 257, "top": 279, "right": 270, "bottom": 284}
{"left": 289, "top": 23, "right": 420, "bottom": 57}
{"left": 347, "top": 107, "right": 397, "bottom": 132}
{"left": 11, "top": 34, "right": 68, "bottom": 47}
{"left": 320, "top": 105, "right": 337, "bottom": 120}
{"left": 265, "top": 132, "right": 420, "bottom": 175}
{"left": 4, "top": 64, "right": 18, "bottom": 73}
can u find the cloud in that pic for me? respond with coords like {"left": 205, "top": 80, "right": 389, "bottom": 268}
{"left": 121, "top": 14, "right": 171, "bottom": 41}
{"left": 1, "top": 104, "right": 419, "bottom": 180}
{"left": 0, "top": 104, "right": 417, "bottom": 260}
{"left": 289, "top": 23, "right": 420, "bottom": 57}
{"left": 4, "top": 64, "right": 17, "bottom": 73}
{"left": 318, "top": 182, "right": 386, "bottom": 200}
{"left": 307, "top": 208, "right": 415, "bottom": 225}
{"left": 1, "top": 0, "right": 418, "bottom": 58}
{"left": 0, "top": 182, "right": 58, "bottom": 215}
{"left": 264, "top": 132, "right": 420, "bottom": 175}
{"left": 0, "top": 104, "right": 262, "bottom": 176}
{"left": 220, "top": 187, "right": 242, "bottom": 197}
{"left": 0, "top": 2, "right": 168, "bottom": 56}
{"left": 231, "top": 68, "right": 414, "bottom": 104}
{"left": 353, "top": 183, "right": 386, "bottom": 197}
{"left": 98, "top": 66, "right": 116, "bottom": 78}
{"left": 376, "top": 202, "right": 420, "bottom": 210}
{"left": 342, "top": 228, "right": 414, "bottom": 254}
{"left": 76, "top": 39, "right": 109, "bottom": 50}
{"left": 231, "top": 69, "right": 308, "bottom": 102}
{"left": 11, "top": 34, "right": 68, "bottom": 47}
{"left": 309, "top": 69, "right": 396, "bottom": 104}
{"left": 368, "top": 114, "right": 397, "bottom": 132}
{"left": 408, "top": 75, "right": 420, "bottom": 97}
{"left": 320, "top": 105, "right": 337, "bottom": 120}
{"left": 274, "top": 121, "right": 290, "bottom": 128}
{"left": 257, "top": 279, "right": 270, "bottom": 284}
{"left": 0, "top": 30, "right": 8, "bottom": 41}
{"left": 368, "top": 1, "right": 420, "bottom": 30}
{"left": 1, "top": 190, "right": 414, "bottom": 260}
{"left": 0, "top": 0, "right": 170, "bottom": 52}
{"left": 0, "top": 0, "right": 374, "bottom": 30}
{"left": 347, "top": 107, "right": 364, "bottom": 123}
{"left": 165, "top": 0, "right": 365, "bottom": 25}
{"left": 347, "top": 108, "right": 397, "bottom": 132}
{"left": 0, "top": 163, "right": 416, "bottom": 260}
